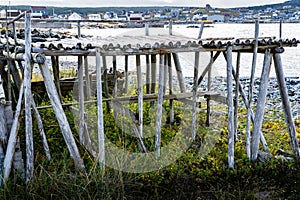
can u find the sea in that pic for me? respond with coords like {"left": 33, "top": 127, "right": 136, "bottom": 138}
{"left": 57, "top": 23, "right": 300, "bottom": 79}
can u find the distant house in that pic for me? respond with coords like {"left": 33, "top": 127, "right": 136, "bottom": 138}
{"left": 207, "top": 14, "right": 225, "bottom": 22}
{"left": 68, "top": 12, "right": 82, "bottom": 20}
{"left": 88, "top": 14, "right": 101, "bottom": 20}
{"left": 129, "top": 13, "right": 144, "bottom": 21}
{"left": 3, "top": 10, "right": 21, "bottom": 19}
{"left": 30, "top": 6, "right": 49, "bottom": 19}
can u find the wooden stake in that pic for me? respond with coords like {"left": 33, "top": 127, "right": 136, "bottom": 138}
{"left": 155, "top": 54, "right": 165, "bottom": 159}
{"left": 84, "top": 56, "right": 91, "bottom": 99}
{"left": 124, "top": 55, "right": 129, "bottom": 94}
{"left": 51, "top": 56, "right": 62, "bottom": 102}
{"left": 163, "top": 54, "right": 168, "bottom": 94}
{"left": 192, "top": 52, "right": 200, "bottom": 140}
{"left": 37, "top": 54, "right": 85, "bottom": 171}
{"left": 234, "top": 52, "right": 241, "bottom": 140}
{"left": 24, "top": 12, "right": 34, "bottom": 182}
{"left": 247, "top": 20, "right": 259, "bottom": 159}
{"left": 251, "top": 49, "right": 272, "bottom": 161}
{"left": 206, "top": 52, "right": 213, "bottom": 127}
{"left": 273, "top": 52, "right": 300, "bottom": 157}
{"left": 168, "top": 53, "right": 174, "bottom": 123}
{"left": 172, "top": 53, "right": 186, "bottom": 93}
{"left": 112, "top": 56, "right": 117, "bottom": 97}
{"left": 151, "top": 54, "right": 157, "bottom": 94}
{"left": 169, "top": 20, "right": 173, "bottom": 35}
{"left": 77, "top": 21, "right": 81, "bottom": 39}
{"left": 198, "top": 22, "right": 204, "bottom": 39}
{"left": 136, "top": 55, "right": 143, "bottom": 137}
{"left": 226, "top": 46, "right": 234, "bottom": 169}
{"left": 96, "top": 48, "right": 105, "bottom": 168}
{"left": 146, "top": 54, "right": 151, "bottom": 94}
{"left": 145, "top": 23, "right": 149, "bottom": 36}
{"left": 78, "top": 56, "right": 85, "bottom": 145}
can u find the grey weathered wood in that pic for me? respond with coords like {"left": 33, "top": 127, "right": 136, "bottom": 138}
{"left": 77, "top": 21, "right": 81, "bottom": 39}
{"left": 172, "top": 53, "right": 186, "bottom": 93}
{"left": 78, "top": 56, "right": 85, "bottom": 145}
{"left": 163, "top": 54, "right": 168, "bottom": 94}
{"left": 10, "top": 61, "right": 22, "bottom": 91}
{"left": 51, "top": 56, "right": 62, "bottom": 102}
{"left": 3, "top": 84, "right": 24, "bottom": 181}
{"left": 273, "top": 52, "right": 300, "bottom": 157}
{"left": 279, "top": 19, "right": 283, "bottom": 39}
{"left": 197, "top": 51, "right": 221, "bottom": 87}
{"left": 192, "top": 52, "right": 200, "bottom": 140}
{"left": 145, "top": 23, "right": 149, "bottom": 36}
{"left": 155, "top": 54, "right": 165, "bottom": 159}
{"left": 198, "top": 22, "right": 205, "bottom": 39}
{"left": 24, "top": 12, "right": 34, "bottom": 182}
{"left": 6, "top": 17, "right": 11, "bottom": 102}
{"left": 0, "top": 143, "right": 4, "bottom": 186}
{"left": 234, "top": 52, "right": 241, "bottom": 140}
{"left": 0, "top": 105, "right": 6, "bottom": 144}
{"left": 206, "top": 52, "right": 213, "bottom": 127}
{"left": 168, "top": 53, "right": 174, "bottom": 123}
{"left": 124, "top": 55, "right": 129, "bottom": 94}
{"left": 96, "top": 48, "right": 105, "bottom": 168}
{"left": 251, "top": 49, "right": 272, "bottom": 161}
{"left": 31, "top": 96, "right": 51, "bottom": 160}
{"left": 226, "top": 46, "right": 234, "bottom": 169}
{"left": 38, "top": 55, "right": 85, "bottom": 171}
{"left": 146, "top": 54, "right": 151, "bottom": 94}
{"left": 151, "top": 54, "right": 157, "bottom": 94}
{"left": 136, "top": 55, "right": 143, "bottom": 137}
{"left": 84, "top": 55, "right": 91, "bottom": 99}
{"left": 12, "top": 22, "right": 17, "bottom": 45}
{"left": 102, "top": 55, "right": 110, "bottom": 111}
{"left": 247, "top": 20, "right": 259, "bottom": 159}
{"left": 169, "top": 20, "right": 173, "bottom": 35}
{"left": 112, "top": 55, "right": 118, "bottom": 97}
{"left": 0, "top": 75, "right": 5, "bottom": 102}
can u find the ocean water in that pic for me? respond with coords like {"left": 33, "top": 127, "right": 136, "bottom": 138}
{"left": 54, "top": 23, "right": 300, "bottom": 78}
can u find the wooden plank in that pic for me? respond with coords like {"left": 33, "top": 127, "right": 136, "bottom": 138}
{"left": 247, "top": 20, "right": 259, "bottom": 159}
{"left": 0, "top": 105, "right": 6, "bottom": 144}
{"left": 192, "top": 51, "right": 200, "bottom": 140}
{"left": 145, "top": 23, "right": 149, "bottom": 36}
{"left": 112, "top": 55, "right": 118, "bottom": 97}
{"left": 146, "top": 54, "right": 151, "bottom": 94}
{"left": 206, "top": 52, "right": 213, "bottom": 127}
{"left": 84, "top": 55, "right": 91, "bottom": 99}
{"left": 168, "top": 53, "right": 174, "bottom": 123}
{"left": 3, "top": 84, "right": 24, "bottom": 181}
{"left": 251, "top": 49, "right": 272, "bottom": 161}
{"left": 151, "top": 54, "right": 157, "bottom": 94}
{"left": 226, "top": 46, "right": 234, "bottom": 169}
{"left": 136, "top": 55, "right": 143, "bottom": 137}
{"left": 273, "top": 52, "right": 300, "bottom": 157}
{"left": 234, "top": 52, "right": 241, "bottom": 140}
{"left": 172, "top": 53, "right": 186, "bottom": 93}
{"left": 78, "top": 56, "right": 85, "bottom": 145}
{"left": 163, "top": 54, "right": 168, "bottom": 94}
{"left": 24, "top": 12, "right": 34, "bottom": 182}
{"left": 155, "top": 54, "right": 165, "bottom": 159}
{"left": 10, "top": 61, "right": 22, "bottom": 91}
{"left": 38, "top": 55, "right": 85, "bottom": 171}
{"left": 169, "top": 20, "right": 173, "bottom": 35}
{"left": 198, "top": 22, "right": 204, "bottom": 39}
{"left": 51, "top": 56, "right": 62, "bottom": 102}
{"left": 96, "top": 48, "right": 105, "bottom": 168}
{"left": 124, "top": 55, "right": 129, "bottom": 94}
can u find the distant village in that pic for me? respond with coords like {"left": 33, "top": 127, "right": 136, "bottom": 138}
{"left": 0, "top": 3, "right": 300, "bottom": 27}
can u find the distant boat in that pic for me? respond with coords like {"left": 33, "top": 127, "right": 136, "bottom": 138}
{"left": 187, "top": 25, "right": 199, "bottom": 28}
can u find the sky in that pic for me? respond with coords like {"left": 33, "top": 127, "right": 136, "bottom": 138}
{"left": 0, "top": 0, "right": 287, "bottom": 8}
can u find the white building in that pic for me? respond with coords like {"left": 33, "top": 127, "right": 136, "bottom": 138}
{"left": 88, "top": 14, "right": 101, "bottom": 20}
{"left": 207, "top": 14, "right": 225, "bottom": 22}
{"left": 68, "top": 12, "right": 82, "bottom": 20}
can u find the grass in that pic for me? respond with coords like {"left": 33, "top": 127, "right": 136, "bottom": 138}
{"left": 1, "top": 97, "right": 300, "bottom": 199}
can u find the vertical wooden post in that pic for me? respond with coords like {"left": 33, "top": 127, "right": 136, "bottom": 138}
{"left": 96, "top": 48, "right": 105, "bottom": 168}
{"left": 84, "top": 56, "right": 91, "bottom": 99}
{"left": 51, "top": 56, "right": 62, "bottom": 102}
{"left": 77, "top": 21, "right": 81, "bottom": 39}
{"left": 172, "top": 53, "right": 186, "bottom": 93}
{"left": 198, "top": 22, "right": 204, "bottom": 39}
{"left": 206, "top": 52, "right": 213, "bottom": 127}
{"left": 169, "top": 20, "right": 173, "bottom": 35}
{"left": 168, "top": 53, "right": 174, "bottom": 124}
{"left": 5, "top": 16, "right": 11, "bottom": 102}
{"left": 124, "top": 55, "right": 129, "bottom": 94}
{"left": 24, "top": 12, "right": 34, "bottom": 182}
{"left": 192, "top": 52, "right": 200, "bottom": 140}
{"left": 136, "top": 55, "right": 143, "bottom": 138}
{"left": 37, "top": 54, "right": 85, "bottom": 171}
{"left": 247, "top": 20, "right": 259, "bottom": 159}
{"left": 163, "top": 54, "right": 168, "bottom": 94}
{"left": 3, "top": 84, "right": 24, "bottom": 181}
{"left": 226, "top": 46, "right": 234, "bottom": 169}
{"left": 273, "top": 52, "right": 300, "bottom": 157}
{"left": 151, "top": 54, "right": 157, "bottom": 94}
{"left": 146, "top": 54, "right": 151, "bottom": 94}
{"left": 102, "top": 55, "right": 110, "bottom": 111}
{"left": 145, "top": 23, "right": 149, "bottom": 36}
{"left": 234, "top": 52, "right": 241, "bottom": 140}
{"left": 12, "top": 22, "right": 17, "bottom": 45}
{"left": 279, "top": 19, "right": 283, "bottom": 39}
{"left": 78, "top": 56, "right": 85, "bottom": 145}
{"left": 112, "top": 55, "right": 117, "bottom": 97}
{"left": 155, "top": 54, "right": 165, "bottom": 159}
{"left": 251, "top": 49, "right": 272, "bottom": 161}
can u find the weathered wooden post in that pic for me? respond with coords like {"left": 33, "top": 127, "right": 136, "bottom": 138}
{"left": 146, "top": 54, "right": 151, "bottom": 94}
{"left": 251, "top": 49, "right": 272, "bottom": 161}
{"left": 234, "top": 52, "right": 241, "bottom": 139}
{"left": 273, "top": 52, "right": 300, "bottom": 157}
{"left": 198, "top": 22, "right": 204, "bottom": 39}
{"left": 279, "top": 19, "right": 283, "bottom": 39}
{"left": 124, "top": 55, "right": 129, "bottom": 94}
{"left": 169, "top": 20, "right": 173, "bottom": 36}
{"left": 136, "top": 54, "right": 143, "bottom": 137}
{"left": 172, "top": 53, "right": 186, "bottom": 93}
{"left": 151, "top": 54, "right": 157, "bottom": 94}
{"left": 51, "top": 56, "right": 62, "bottom": 102}
{"left": 206, "top": 52, "right": 213, "bottom": 127}
{"left": 247, "top": 20, "right": 259, "bottom": 159}
{"left": 168, "top": 53, "right": 174, "bottom": 123}
{"left": 226, "top": 45, "right": 234, "bottom": 169}
{"left": 112, "top": 55, "right": 117, "bottom": 97}
{"left": 96, "top": 48, "right": 105, "bottom": 168}
{"left": 84, "top": 56, "right": 91, "bottom": 99}
{"left": 36, "top": 53, "right": 85, "bottom": 171}
{"left": 5, "top": 17, "right": 11, "bottom": 102}
{"left": 155, "top": 54, "right": 165, "bottom": 159}
{"left": 77, "top": 21, "right": 81, "bottom": 39}
{"left": 78, "top": 56, "right": 85, "bottom": 145}
{"left": 192, "top": 51, "right": 200, "bottom": 140}
{"left": 163, "top": 54, "right": 168, "bottom": 94}
{"left": 145, "top": 23, "right": 149, "bottom": 36}
{"left": 24, "top": 12, "right": 34, "bottom": 182}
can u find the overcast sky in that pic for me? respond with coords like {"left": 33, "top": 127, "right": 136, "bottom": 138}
{"left": 1, "top": 0, "right": 286, "bottom": 8}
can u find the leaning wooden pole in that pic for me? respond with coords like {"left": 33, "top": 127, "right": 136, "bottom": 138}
{"left": 172, "top": 53, "right": 186, "bottom": 93}
{"left": 246, "top": 20, "right": 259, "bottom": 159}
{"left": 251, "top": 49, "right": 272, "bottom": 161}
{"left": 96, "top": 48, "right": 105, "bottom": 168}
{"left": 78, "top": 56, "right": 85, "bottom": 145}
{"left": 234, "top": 52, "right": 241, "bottom": 140}
{"left": 36, "top": 53, "right": 85, "bottom": 171}
{"left": 168, "top": 53, "right": 174, "bottom": 123}
{"left": 155, "top": 54, "right": 165, "bottom": 159}
{"left": 226, "top": 45, "right": 235, "bottom": 169}
{"left": 51, "top": 56, "right": 62, "bottom": 102}
{"left": 24, "top": 12, "right": 34, "bottom": 182}
{"left": 136, "top": 55, "right": 143, "bottom": 138}
{"left": 84, "top": 55, "right": 91, "bottom": 99}
{"left": 273, "top": 52, "right": 300, "bottom": 157}
{"left": 192, "top": 51, "right": 200, "bottom": 140}
{"left": 206, "top": 51, "right": 213, "bottom": 127}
